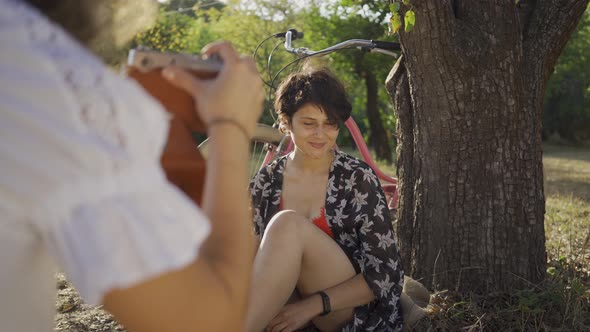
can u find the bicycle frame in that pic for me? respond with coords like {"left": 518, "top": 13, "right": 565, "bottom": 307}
{"left": 283, "top": 30, "right": 400, "bottom": 58}
{"left": 344, "top": 118, "right": 399, "bottom": 211}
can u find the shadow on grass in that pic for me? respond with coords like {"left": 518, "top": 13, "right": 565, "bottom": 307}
{"left": 420, "top": 259, "right": 590, "bottom": 332}
{"left": 545, "top": 179, "right": 590, "bottom": 203}
{"left": 543, "top": 144, "right": 590, "bottom": 162}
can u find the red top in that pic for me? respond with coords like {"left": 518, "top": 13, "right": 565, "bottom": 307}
{"left": 279, "top": 197, "right": 334, "bottom": 238}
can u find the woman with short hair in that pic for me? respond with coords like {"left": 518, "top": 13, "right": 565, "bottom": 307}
{"left": 248, "top": 67, "right": 404, "bottom": 332}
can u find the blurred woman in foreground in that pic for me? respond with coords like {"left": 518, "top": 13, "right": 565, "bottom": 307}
{"left": 0, "top": 0, "right": 262, "bottom": 330}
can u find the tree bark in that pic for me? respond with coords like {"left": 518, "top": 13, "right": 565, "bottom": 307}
{"left": 386, "top": 56, "right": 414, "bottom": 270}
{"left": 385, "top": 0, "right": 589, "bottom": 293}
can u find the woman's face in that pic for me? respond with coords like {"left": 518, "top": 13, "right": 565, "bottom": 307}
{"left": 287, "top": 103, "right": 339, "bottom": 159}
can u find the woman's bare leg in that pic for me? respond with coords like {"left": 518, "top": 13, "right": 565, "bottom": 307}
{"left": 246, "top": 211, "right": 305, "bottom": 331}
{"left": 245, "top": 210, "right": 356, "bottom": 332}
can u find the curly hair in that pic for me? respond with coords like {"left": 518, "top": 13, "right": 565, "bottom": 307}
{"left": 23, "top": 0, "right": 156, "bottom": 50}
{"left": 274, "top": 66, "right": 352, "bottom": 132}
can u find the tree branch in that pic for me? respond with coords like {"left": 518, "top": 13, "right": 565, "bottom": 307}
{"left": 524, "top": 0, "right": 589, "bottom": 81}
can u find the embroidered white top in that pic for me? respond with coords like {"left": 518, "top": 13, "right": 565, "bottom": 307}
{"left": 0, "top": 1, "right": 210, "bottom": 330}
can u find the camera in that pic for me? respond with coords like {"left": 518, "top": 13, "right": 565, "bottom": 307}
{"left": 126, "top": 48, "right": 223, "bottom": 132}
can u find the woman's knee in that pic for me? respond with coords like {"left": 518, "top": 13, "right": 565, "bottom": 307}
{"left": 263, "top": 210, "right": 305, "bottom": 241}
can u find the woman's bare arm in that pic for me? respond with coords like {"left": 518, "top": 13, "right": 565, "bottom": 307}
{"left": 103, "top": 42, "right": 262, "bottom": 331}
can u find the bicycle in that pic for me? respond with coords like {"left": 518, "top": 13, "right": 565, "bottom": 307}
{"left": 199, "top": 29, "right": 401, "bottom": 212}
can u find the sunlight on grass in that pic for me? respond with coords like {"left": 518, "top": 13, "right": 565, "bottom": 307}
{"left": 545, "top": 195, "right": 590, "bottom": 264}
{"left": 544, "top": 145, "right": 590, "bottom": 203}
{"left": 543, "top": 144, "right": 590, "bottom": 285}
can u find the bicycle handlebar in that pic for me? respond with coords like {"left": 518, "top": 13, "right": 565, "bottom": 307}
{"left": 273, "top": 28, "right": 304, "bottom": 40}
{"left": 284, "top": 30, "right": 400, "bottom": 58}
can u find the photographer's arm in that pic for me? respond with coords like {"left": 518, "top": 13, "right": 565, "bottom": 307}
{"left": 102, "top": 126, "right": 254, "bottom": 332}
{"left": 102, "top": 42, "right": 262, "bottom": 332}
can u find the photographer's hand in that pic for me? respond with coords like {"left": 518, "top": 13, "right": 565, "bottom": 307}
{"left": 162, "top": 41, "right": 264, "bottom": 137}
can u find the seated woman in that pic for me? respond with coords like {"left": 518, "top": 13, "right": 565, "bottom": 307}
{"left": 247, "top": 67, "right": 404, "bottom": 332}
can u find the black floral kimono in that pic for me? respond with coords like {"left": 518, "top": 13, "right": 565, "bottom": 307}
{"left": 249, "top": 150, "right": 404, "bottom": 332}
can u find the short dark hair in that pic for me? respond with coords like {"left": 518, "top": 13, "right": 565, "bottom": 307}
{"left": 274, "top": 67, "right": 352, "bottom": 129}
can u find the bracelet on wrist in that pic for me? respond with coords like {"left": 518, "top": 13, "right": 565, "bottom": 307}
{"left": 207, "top": 118, "right": 250, "bottom": 140}
{"left": 317, "top": 291, "right": 331, "bottom": 316}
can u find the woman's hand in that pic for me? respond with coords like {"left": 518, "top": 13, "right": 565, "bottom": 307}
{"left": 266, "top": 295, "right": 322, "bottom": 332}
{"left": 162, "top": 41, "right": 264, "bottom": 137}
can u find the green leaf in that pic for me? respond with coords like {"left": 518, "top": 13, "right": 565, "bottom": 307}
{"left": 404, "top": 10, "right": 415, "bottom": 32}
{"left": 571, "top": 279, "right": 585, "bottom": 295}
{"left": 405, "top": 10, "right": 416, "bottom": 26}
{"left": 402, "top": 0, "right": 410, "bottom": 5}
{"left": 389, "top": 2, "right": 400, "bottom": 13}
{"left": 390, "top": 13, "right": 402, "bottom": 34}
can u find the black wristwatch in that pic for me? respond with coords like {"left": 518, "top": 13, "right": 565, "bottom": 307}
{"left": 317, "top": 291, "right": 331, "bottom": 316}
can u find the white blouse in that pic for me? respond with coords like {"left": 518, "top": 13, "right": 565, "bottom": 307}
{"left": 0, "top": 1, "right": 210, "bottom": 330}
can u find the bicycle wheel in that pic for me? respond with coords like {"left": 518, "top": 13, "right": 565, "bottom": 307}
{"left": 197, "top": 123, "right": 288, "bottom": 178}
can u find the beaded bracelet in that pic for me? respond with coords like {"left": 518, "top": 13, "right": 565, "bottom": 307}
{"left": 208, "top": 118, "right": 250, "bottom": 140}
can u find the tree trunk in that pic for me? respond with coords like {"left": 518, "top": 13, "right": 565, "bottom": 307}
{"left": 366, "top": 69, "right": 393, "bottom": 163}
{"left": 385, "top": 0, "right": 589, "bottom": 293}
{"left": 355, "top": 58, "right": 393, "bottom": 163}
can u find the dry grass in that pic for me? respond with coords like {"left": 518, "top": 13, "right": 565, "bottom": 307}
{"left": 542, "top": 144, "right": 590, "bottom": 279}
